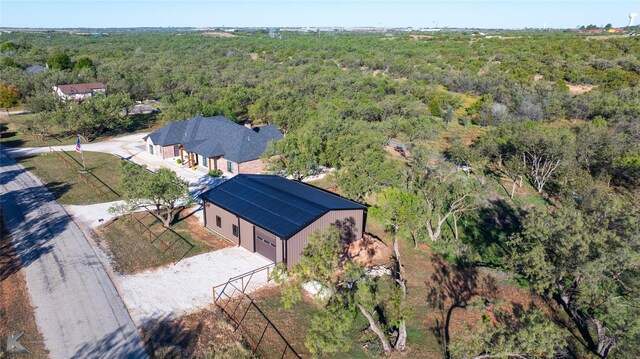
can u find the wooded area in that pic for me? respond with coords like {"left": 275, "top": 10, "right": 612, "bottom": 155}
{"left": 1, "top": 29, "right": 638, "bottom": 358}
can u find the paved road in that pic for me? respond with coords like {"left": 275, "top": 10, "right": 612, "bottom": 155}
{"left": 0, "top": 150, "right": 147, "bottom": 359}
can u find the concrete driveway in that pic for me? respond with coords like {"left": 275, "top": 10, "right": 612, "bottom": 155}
{"left": 117, "top": 247, "right": 273, "bottom": 324}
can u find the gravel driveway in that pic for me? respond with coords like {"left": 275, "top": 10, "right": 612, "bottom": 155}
{"left": 117, "top": 247, "right": 273, "bottom": 324}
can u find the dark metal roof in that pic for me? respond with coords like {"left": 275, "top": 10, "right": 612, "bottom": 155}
{"left": 200, "top": 174, "right": 366, "bottom": 239}
{"left": 147, "top": 115, "right": 283, "bottom": 163}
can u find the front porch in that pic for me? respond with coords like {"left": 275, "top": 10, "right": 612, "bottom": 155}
{"left": 177, "top": 146, "right": 235, "bottom": 175}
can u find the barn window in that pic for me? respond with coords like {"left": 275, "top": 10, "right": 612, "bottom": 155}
{"left": 232, "top": 224, "right": 239, "bottom": 237}
{"left": 215, "top": 216, "right": 221, "bottom": 227}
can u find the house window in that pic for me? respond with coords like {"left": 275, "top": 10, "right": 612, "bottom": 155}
{"left": 232, "top": 224, "right": 239, "bottom": 237}
{"left": 215, "top": 216, "right": 221, "bottom": 228}
{"left": 174, "top": 146, "right": 179, "bottom": 157}
{"left": 227, "top": 161, "right": 234, "bottom": 172}
{"left": 149, "top": 145, "right": 154, "bottom": 154}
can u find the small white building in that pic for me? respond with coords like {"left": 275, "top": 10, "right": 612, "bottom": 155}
{"left": 53, "top": 83, "right": 106, "bottom": 102}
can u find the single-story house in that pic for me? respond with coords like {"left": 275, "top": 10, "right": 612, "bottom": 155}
{"left": 201, "top": 174, "right": 367, "bottom": 268}
{"left": 53, "top": 82, "right": 106, "bottom": 101}
{"left": 144, "top": 115, "right": 283, "bottom": 175}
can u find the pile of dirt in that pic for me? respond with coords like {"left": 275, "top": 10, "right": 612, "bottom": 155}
{"left": 348, "top": 232, "right": 393, "bottom": 268}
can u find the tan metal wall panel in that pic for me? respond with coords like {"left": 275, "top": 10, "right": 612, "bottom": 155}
{"left": 276, "top": 235, "right": 284, "bottom": 263}
{"left": 286, "top": 209, "right": 364, "bottom": 268}
{"left": 203, "top": 201, "right": 240, "bottom": 244}
{"left": 239, "top": 218, "right": 255, "bottom": 251}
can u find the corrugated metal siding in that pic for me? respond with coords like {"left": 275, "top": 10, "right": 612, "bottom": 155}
{"left": 239, "top": 218, "right": 255, "bottom": 251}
{"left": 276, "top": 235, "right": 284, "bottom": 263}
{"left": 204, "top": 201, "right": 239, "bottom": 244}
{"left": 286, "top": 209, "right": 364, "bottom": 269}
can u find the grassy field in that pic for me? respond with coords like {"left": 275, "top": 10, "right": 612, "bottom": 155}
{"left": 96, "top": 211, "right": 232, "bottom": 275}
{"left": 17, "top": 150, "right": 122, "bottom": 205}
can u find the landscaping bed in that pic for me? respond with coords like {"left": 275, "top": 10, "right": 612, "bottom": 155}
{"left": 95, "top": 211, "right": 231, "bottom": 275}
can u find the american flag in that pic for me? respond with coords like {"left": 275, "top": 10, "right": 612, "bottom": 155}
{"left": 75, "top": 136, "right": 82, "bottom": 153}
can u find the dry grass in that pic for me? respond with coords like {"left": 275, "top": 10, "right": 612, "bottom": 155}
{"left": 0, "top": 218, "right": 49, "bottom": 358}
{"left": 95, "top": 211, "right": 231, "bottom": 275}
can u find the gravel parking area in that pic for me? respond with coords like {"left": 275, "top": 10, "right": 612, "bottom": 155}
{"left": 117, "top": 247, "right": 273, "bottom": 324}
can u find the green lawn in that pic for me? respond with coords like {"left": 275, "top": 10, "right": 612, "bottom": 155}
{"left": 96, "top": 211, "right": 231, "bottom": 275}
{"left": 17, "top": 150, "right": 122, "bottom": 205}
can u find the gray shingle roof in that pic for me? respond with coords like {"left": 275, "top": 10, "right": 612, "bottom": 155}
{"left": 201, "top": 174, "right": 366, "bottom": 239}
{"left": 25, "top": 65, "right": 46, "bottom": 74}
{"left": 147, "top": 116, "right": 283, "bottom": 163}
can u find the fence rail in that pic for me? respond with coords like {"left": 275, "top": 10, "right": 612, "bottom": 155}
{"left": 213, "top": 264, "right": 301, "bottom": 358}
{"left": 48, "top": 147, "right": 119, "bottom": 197}
{"left": 129, "top": 211, "right": 195, "bottom": 265}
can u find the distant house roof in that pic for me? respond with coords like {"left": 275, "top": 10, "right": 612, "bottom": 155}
{"left": 55, "top": 82, "right": 105, "bottom": 95}
{"left": 201, "top": 174, "right": 366, "bottom": 239}
{"left": 145, "top": 115, "right": 283, "bottom": 163}
{"left": 25, "top": 65, "right": 46, "bottom": 74}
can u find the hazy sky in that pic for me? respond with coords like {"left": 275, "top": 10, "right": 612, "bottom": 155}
{"left": 1, "top": 1, "right": 639, "bottom": 29}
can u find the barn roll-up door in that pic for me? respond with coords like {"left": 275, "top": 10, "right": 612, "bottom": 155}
{"left": 255, "top": 228, "right": 276, "bottom": 262}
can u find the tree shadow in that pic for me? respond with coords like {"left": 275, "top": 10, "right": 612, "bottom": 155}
{"left": 70, "top": 325, "right": 147, "bottom": 359}
{"left": 425, "top": 256, "right": 498, "bottom": 359}
{"left": 189, "top": 175, "right": 227, "bottom": 203}
{"left": 461, "top": 199, "right": 526, "bottom": 267}
{"left": 1, "top": 155, "right": 72, "bottom": 280}
{"left": 140, "top": 315, "right": 204, "bottom": 358}
{"left": 0, "top": 138, "right": 26, "bottom": 148}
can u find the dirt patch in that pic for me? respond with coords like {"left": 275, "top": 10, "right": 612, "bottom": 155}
{"left": 534, "top": 74, "right": 544, "bottom": 81}
{"left": 203, "top": 31, "right": 237, "bottom": 38}
{"left": 249, "top": 52, "right": 259, "bottom": 61}
{"left": 385, "top": 145, "right": 411, "bottom": 160}
{"left": 1, "top": 218, "right": 49, "bottom": 357}
{"left": 568, "top": 83, "right": 595, "bottom": 94}
{"left": 348, "top": 232, "right": 393, "bottom": 268}
{"left": 140, "top": 305, "right": 251, "bottom": 358}
{"left": 410, "top": 35, "right": 433, "bottom": 41}
{"left": 586, "top": 35, "right": 624, "bottom": 40}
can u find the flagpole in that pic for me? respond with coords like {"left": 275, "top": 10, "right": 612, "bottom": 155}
{"left": 81, "top": 147, "right": 86, "bottom": 171}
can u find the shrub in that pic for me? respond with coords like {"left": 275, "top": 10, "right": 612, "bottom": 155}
{"left": 209, "top": 169, "right": 222, "bottom": 177}
{"left": 176, "top": 159, "right": 182, "bottom": 164}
